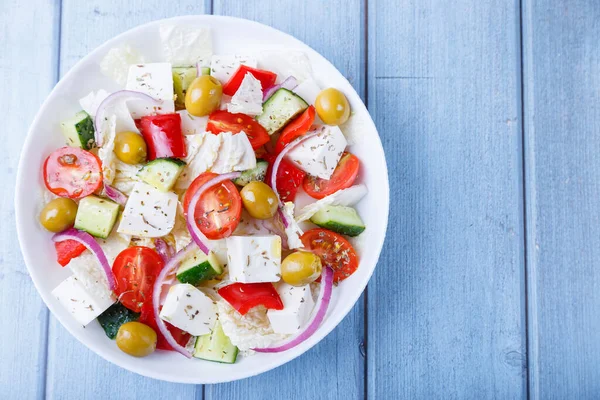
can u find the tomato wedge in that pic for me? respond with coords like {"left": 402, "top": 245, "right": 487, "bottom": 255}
{"left": 183, "top": 172, "right": 242, "bottom": 240}
{"left": 112, "top": 247, "right": 164, "bottom": 312}
{"left": 54, "top": 240, "right": 87, "bottom": 267}
{"left": 222, "top": 65, "right": 277, "bottom": 96}
{"left": 264, "top": 153, "right": 306, "bottom": 202}
{"left": 43, "top": 147, "right": 103, "bottom": 199}
{"left": 218, "top": 283, "right": 283, "bottom": 315}
{"left": 137, "top": 113, "right": 186, "bottom": 160}
{"left": 139, "top": 301, "right": 191, "bottom": 351}
{"left": 275, "top": 106, "right": 316, "bottom": 154}
{"left": 303, "top": 152, "right": 360, "bottom": 199}
{"left": 301, "top": 229, "right": 359, "bottom": 283}
{"left": 206, "top": 110, "right": 270, "bottom": 149}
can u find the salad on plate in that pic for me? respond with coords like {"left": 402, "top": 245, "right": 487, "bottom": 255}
{"left": 39, "top": 23, "right": 368, "bottom": 363}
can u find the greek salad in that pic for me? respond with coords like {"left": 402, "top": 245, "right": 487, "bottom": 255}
{"left": 40, "top": 23, "right": 368, "bottom": 363}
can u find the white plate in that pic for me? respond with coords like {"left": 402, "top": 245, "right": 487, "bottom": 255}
{"left": 15, "top": 15, "right": 389, "bottom": 384}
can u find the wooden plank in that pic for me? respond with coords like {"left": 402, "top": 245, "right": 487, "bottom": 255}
{"left": 522, "top": 1, "right": 600, "bottom": 398}
{"left": 0, "top": 1, "right": 59, "bottom": 399}
{"left": 366, "top": 0, "right": 527, "bottom": 398}
{"left": 45, "top": 1, "right": 207, "bottom": 398}
{"left": 206, "top": 2, "right": 366, "bottom": 400}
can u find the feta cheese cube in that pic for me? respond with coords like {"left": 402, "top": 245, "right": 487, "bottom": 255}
{"left": 159, "top": 24, "right": 212, "bottom": 67}
{"left": 210, "top": 55, "right": 257, "bottom": 84}
{"left": 267, "top": 283, "right": 315, "bottom": 334}
{"left": 287, "top": 125, "right": 348, "bottom": 180}
{"left": 227, "top": 72, "right": 263, "bottom": 116}
{"left": 159, "top": 283, "right": 217, "bottom": 336}
{"left": 226, "top": 235, "right": 282, "bottom": 283}
{"left": 211, "top": 131, "right": 256, "bottom": 174}
{"left": 100, "top": 45, "right": 144, "bottom": 86}
{"left": 125, "top": 63, "right": 175, "bottom": 116}
{"left": 177, "top": 110, "right": 208, "bottom": 135}
{"left": 52, "top": 275, "right": 115, "bottom": 326}
{"left": 176, "top": 132, "right": 221, "bottom": 189}
{"left": 117, "top": 181, "right": 178, "bottom": 237}
{"left": 292, "top": 78, "right": 322, "bottom": 105}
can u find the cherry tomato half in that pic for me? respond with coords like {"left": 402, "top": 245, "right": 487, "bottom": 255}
{"left": 263, "top": 154, "right": 306, "bottom": 203}
{"left": 182, "top": 172, "right": 242, "bottom": 240}
{"left": 43, "top": 147, "right": 103, "bottom": 199}
{"left": 303, "top": 152, "right": 360, "bottom": 199}
{"left": 275, "top": 106, "right": 316, "bottom": 154}
{"left": 112, "top": 246, "right": 164, "bottom": 312}
{"left": 206, "top": 110, "right": 270, "bottom": 150}
{"left": 301, "top": 228, "right": 359, "bottom": 283}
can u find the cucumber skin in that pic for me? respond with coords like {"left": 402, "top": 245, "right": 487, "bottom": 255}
{"left": 312, "top": 220, "right": 366, "bottom": 237}
{"left": 176, "top": 261, "right": 220, "bottom": 285}
{"left": 233, "top": 160, "right": 268, "bottom": 186}
{"left": 97, "top": 303, "right": 140, "bottom": 340}
{"left": 75, "top": 115, "right": 96, "bottom": 150}
{"left": 310, "top": 205, "right": 366, "bottom": 237}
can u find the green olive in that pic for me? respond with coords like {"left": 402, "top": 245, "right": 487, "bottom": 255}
{"left": 116, "top": 322, "right": 157, "bottom": 357}
{"left": 240, "top": 181, "right": 278, "bottom": 220}
{"left": 185, "top": 75, "right": 223, "bottom": 116}
{"left": 315, "top": 88, "right": 350, "bottom": 126}
{"left": 114, "top": 131, "right": 147, "bottom": 164}
{"left": 39, "top": 198, "right": 78, "bottom": 232}
{"left": 281, "top": 251, "right": 322, "bottom": 286}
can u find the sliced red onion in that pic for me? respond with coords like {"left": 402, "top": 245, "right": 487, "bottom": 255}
{"left": 94, "top": 91, "right": 162, "bottom": 146}
{"left": 152, "top": 243, "right": 197, "bottom": 358}
{"left": 52, "top": 228, "right": 116, "bottom": 291}
{"left": 185, "top": 172, "right": 241, "bottom": 254}
{"left": 104, "top": 185, "right": 127, "bottom": 206}
{"left": 154, "top": 238, "right": 174, "bottom": 262}
{"left": 263, "top": 76, "right": 298, "bottom": 101}
{"left": 253, "top": 266, "right": 334, "bottom": 353}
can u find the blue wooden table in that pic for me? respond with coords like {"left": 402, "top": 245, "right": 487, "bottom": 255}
{"left": 2, "top": 0, "right": 599, "bottom": 398}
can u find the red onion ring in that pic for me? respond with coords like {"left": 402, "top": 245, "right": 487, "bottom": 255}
{"left": 253, "top": 266, "right": 334, "bottom": 353}
{"left": 104, "top": 185, "right": 127, "bottom": 206}
{"left": 185, "top": 172, "right": 241, "bottom": 254}
{"left": 51, "top": 228, "right": 116, "bottom": 291}
{"left": 152, "top": 243, "right": 198, "bottom": 358}
{"left": 263, "top": 76, "right": 298, "bottom": 101}
{"left": 154, "top": 238, "right": 174, "bottom": 262}
{"left": 94, "top": 90, "right": 163, "bottom": 146}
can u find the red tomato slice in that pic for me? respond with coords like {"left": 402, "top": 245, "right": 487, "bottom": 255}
{"left": 301, "top": 229, "right": 359, "bottom": 283}
{"left": 275, "top": 106, "right": 316, "bottom": 154}
{"left": 137, "top": 113, "right": 186, "bottom": 160}
{"left": 54, "top": 240, "right": 87, "bottom": 267}
{"left": 139, "top": 302, "right": 191, "bottom": 351}
{"left": 112, "top": 246, "right": 164, "bottom": 312}
{"left": 222, "top": 65, "right": 277, "bottom": 96}
{"left": 218, "top": 283, "right": 283, "bottom": 315}
{"left": 206, "top": 110, "right": 270, "bottom": 149}
{"left": 303, "top": 152, "right": 360, "bottom": 199}
{"left": 182, "top": 172, "right": 242, "bottom": 240}
{"left": 263, "top": 154, "right": 306, "bottom": 202}
{"left": 43, "top": 147, "right": 103, "bottom": 199}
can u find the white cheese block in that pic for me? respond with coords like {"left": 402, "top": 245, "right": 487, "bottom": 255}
{"left": 227, "top": 72, "right": 263, "bottom": 116}
{"left": 176, "top": 132, "right": 221, "bottom": 189}
{"left": 226, "top": 235, "right": 282, "bottom": 283}
{"left": 210, "top": 55, "right": 257, "bottom": 84}
{"left": 211, "top": 131, "right": 256, "bottom": 174}
{"left": 100, "top": 45, "right": 144, "bottom": 86}
{"left": 258, "top": 50, "right": 313, "bottom": 83}
{"left": 287, "top": 125, "right": 348, "bottom": 180}
{"left": 125, "top": 63, "right": 175, "bottom": 116}
{"left": 292, "top": 78, "right": 322, "bottom": 105}
{"left": 295, "top": 184, "right": 368, "bottom": 222}
{"left": 267, "top": 283, "right": 315, "bottom": 334}
{"left": 177, "top": 110, "right": 208, "bottom": 135}
{"left": 159, "top": 24, "right": 212, "bottom": 67}
{"left": 282, "top": 202, "right": 304, "bottom": 249}
{"left": 52, "top": 275, "right": 115, "bottom": 326}
{"left": 117, "top": 181, "right": 178, "bottom": 237}
{"left": 159, "top": 283, "right": 217, "bottom": 336}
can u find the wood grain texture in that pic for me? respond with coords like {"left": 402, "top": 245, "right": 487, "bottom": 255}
{"left": 366, "top": 0, "right": 527, "bottom": 398}
{"left": 207, "top": 2, "right": 366, "bottom": 400}
{"left": 44, "top": 1, "right": 207, "bottom": 398}
{"left": 522, "top": 1, "right": 600, "bottom": 398}
{"left": 0, "top": 1, "right": 59, "bottom": 399}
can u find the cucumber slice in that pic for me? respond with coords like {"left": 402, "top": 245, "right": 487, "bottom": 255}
{"left": 74, "top": 195, "right": 120, "bottom": 239}
{"left": 173, "top": 67, "right": 197, "bottom": 108}
{"left": 193, "top": 321, "right": 239, "bottom": 364}
{"left": 138, "top": 158, "right": 186, "bottom": 192}
{"left": 233, "top": 159, "right": 268, "bottom": 186}
{"left": 256, "top": 88, "right": 308, "bottom": 135}
{"left": 97, "top": 302, "right": 140, "bottom": 339}
{"left": 60, "top": 111, "right": 96, "bottom": 150}
{"left": 310, "top": 205, "right": 366, "bottom": 237}
{"left": 176, "top": 248, "right": 223, "bottom": 285}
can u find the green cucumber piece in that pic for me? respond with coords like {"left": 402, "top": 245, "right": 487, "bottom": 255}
{"left": 177, "top": 249, "right": 223, "bottom": 285}
{"left": 193, "top": 321, "right": 238, "bottom": 364}
{"left": 256, "top": 88, "right": 308, "bottom": 135}
{"left": 60, "top": 111, "right": 96, "bottom": 150}
{"left": 310, "top": 205, "right": 366, "bottom": 237}
{"left": 138, "top": 157, "right": 186, "bottom": 192}
{"left": 232, "top": 159, "right": 268, "bottom": 186}
{"left": 74, "top": 195, "right": 120, "bottom": 239}
{"left": 201, "top": 67, "right": 211, "bottom": 76}
{"left": 173, "top": 67, "right": 198, "bottom": 108}
{"left": 97, "top": 302, "right": 140, "bottom": 339}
